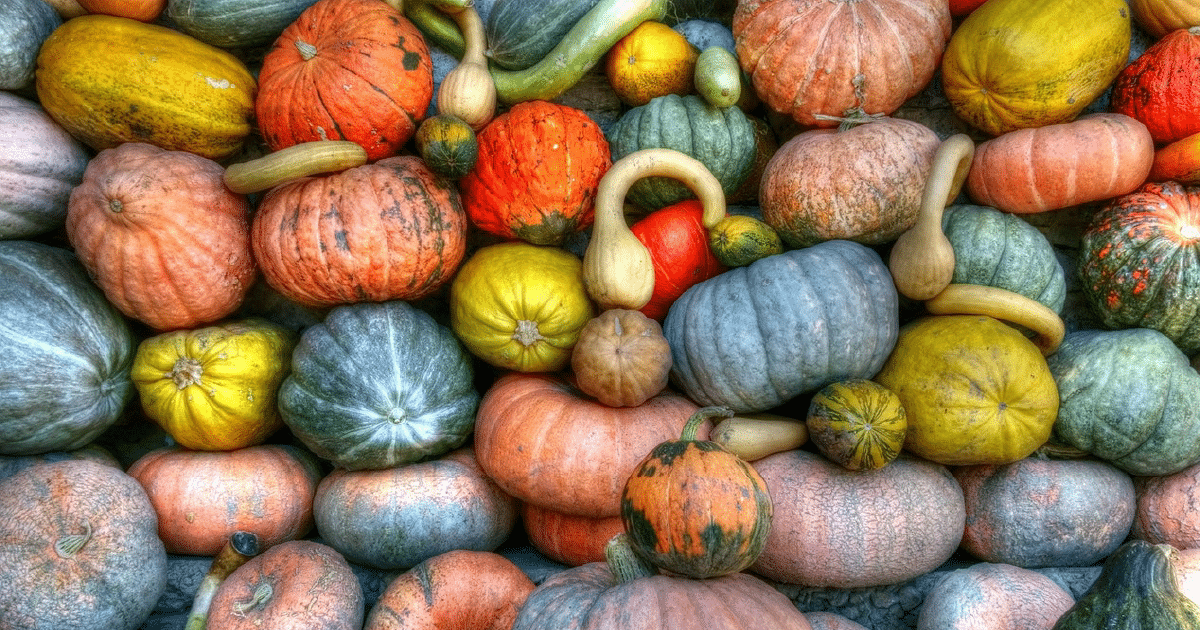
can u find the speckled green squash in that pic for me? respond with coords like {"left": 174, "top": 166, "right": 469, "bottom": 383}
{"left": 483, "top": 0, "right": 598, "bottom": 70}
{"left": 707, "top": 213, "right": 783, "bottom": 268}
{"left": 806, "top": 379, "right": 907, "bottom": 471}
{"left": 166, "top": 0, "right": 319, "bottom": 48}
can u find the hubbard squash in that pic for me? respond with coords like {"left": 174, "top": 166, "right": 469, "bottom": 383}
{"left": 1111, "top": 26, "right": 1200, "bottom": 145}
{"left": 629, "top": 199, "right": 727, "bottom": 321}
{"left": 0, "top": 91, "right": 89, "bottom": 240}
{"left": 520, "top": 503, "right": 625, "bottom": 567}
{"left": 1150, "top": 130, "right": 1200, "bottom": 185}
{"left": 76, "top": 0, "right": 165, "bottom": 21}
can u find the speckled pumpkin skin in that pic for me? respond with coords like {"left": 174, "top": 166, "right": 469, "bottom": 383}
{"left": 1134, "top": 461, "right": 1200, "bottom": 549}
{"left": 917, "top": 562, "right": 1075, "bottom": 630}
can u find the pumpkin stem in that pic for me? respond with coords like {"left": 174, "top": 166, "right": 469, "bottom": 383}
{"left": 681, "top": 406, "right": 734, "bottom": 441}
{"left": 294, "top": 38, "right": 318, "bottom": 61}
{"left": 512, "top": 320, "right": 547, "bottom": 347}
{"left": 232, "top": 581, "right": 274, "bottom": 616}
{"left": 171, "top": 357, "right": 204, "bottom": 390}
{"left": 54, "top": 518, "right": 93, "bottom": 559}
{"left": 185, "top": 532, "right": 261, "bottom": 630}
{"left": 605, "top": 532, "right": 659, "bottom": 583}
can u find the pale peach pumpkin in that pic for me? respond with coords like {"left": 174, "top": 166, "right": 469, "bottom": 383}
{"left": 917, "top": 562, "right": 1076, "bottom": 630}
{"left": 1134, "top": 461, "right": 1200, "bottom": 550}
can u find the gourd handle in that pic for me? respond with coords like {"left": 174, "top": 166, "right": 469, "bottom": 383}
{"left": 926, "top": 284, "right": 1065, "bottom": 355}
{"left": 583, "top": 148, "right": 726, "bottom": 310}
{"left": 888, "top": 134, "right": 975, "bottom": 301}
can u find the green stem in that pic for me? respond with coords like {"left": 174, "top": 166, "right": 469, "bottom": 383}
{"left": 605, "top": 533, "right": 659, "bottom": 583}
{"left": 681, "top": 406, "right": 734, "bottom": 441}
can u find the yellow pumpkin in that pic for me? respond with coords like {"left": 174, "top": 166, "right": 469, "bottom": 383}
{"left": 131, "top": 318, "right": 295, "bottom": 451}
{"left": 806, "top": 379, "right": 908, "bottom": 472}
{"left": 604, "top": 20, "right": 699, "bottom": 107}
{"left": 35, "top": 14, "right": 256, "bottom": 160}
{"left": 873, "top": 315, "right": 1059, "bottom": 466}
{"left": 940, "top": 0, "right": 1130, "bottom": 136}
{"left": 450, "top": 241, "right": 596, "bottom": 373}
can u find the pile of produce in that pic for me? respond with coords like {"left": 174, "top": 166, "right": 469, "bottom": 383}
{"left": 2, "top": 0, "right": 1199, "bottom": 628}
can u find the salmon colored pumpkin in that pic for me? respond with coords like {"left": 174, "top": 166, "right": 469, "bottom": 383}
{"left": 65, "top": 142, "right": 255, "bottom": 331}
{"left": 917, "top": 562, "right": 1076, "bottom": 630}
{"left": 1150, "top": 130, "right": 1200, "bottom": 185}
{"left": 1111, "top": 27, "right": 1200, "bottom": 144}
{"left": 1134, "top": 460, "right": 1200, "bottom": 549}
{"left": 521, "top": 502, "right": 625, "bottom": 567}
{"left": 1129, "top": 0, "right": 1200, "bottom": 39}
{"left": 76, "top": 0, "right": 164, "bottom": 21}
{"left": 630, "top": 199, "right": 726, "bottom": 320}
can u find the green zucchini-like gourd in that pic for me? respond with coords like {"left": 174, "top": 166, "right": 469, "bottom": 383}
{"left": 166, "top": 0, "right": 319, "bottom": 48}
{"left": 484, "top": 0, "right": 599, "bottom": 70}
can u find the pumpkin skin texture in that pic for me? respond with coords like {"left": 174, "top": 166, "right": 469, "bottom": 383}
{"left": 664, "top": 239, "right": 899, "bottom": 413}
{"left": 521, "top": 503, "right": 625, "bottom": 567}
{"left": 732, "top": 0, "right": 950, "bottom": 128}
{"left": 0, "top": 445, "right": 121, "bottom": 482}
{"left": 66, "top": 142, "right": 256, "bottom": 331}
{"left": 1129, "top": 0, "right": 1200, "bottom": 38}
{"left": 964, "top": 113, "right": 1155, "bottom": 215}
{"left": 279, "top": 300, "right": 479, "bottom": 471}
{"left": 630, "top": 199, "right": 727, "bottom": 321}
{"left": 1111, "top": 26, "right": 1200, "bottom": 144}
{"left": 206, "top": 539, "right": 364, "bottom": 630}
{"left": 251, "top": 155, "right": 467, "bottom": 309}
{"left": 459, "top": 100, "right": 611, "bottom": 245}
{"left": 0, "top": 0, "right": 60, "bottom": 91}
{"left": 1150, "top": 130, "right": 1200, "bottom": 185}
{"left": 1047, "top": 328, "right": 1200, "bottom": 477}
{"left": 127, "top": 444, "right": 322, "bottom": 556}
{"left": 1135, "top": 461, "right": 1200, "bottom": 549}
{"left": 256, "top": 0, "right": 432, "bottom": 161}
{"left": 166, "top": 0, "right": 320, "bottom": 49}
{"left": 35, "top": 14, "right": 255, "bottom": 160}
{"left": 805, "top": 379, "right": 907, "bottom": 472}
{"left": 1078, "top": 181, "right": 1200, "bottom": 354}
{"left": 941, "top": 0, "right": 1130, "bottom": 137}
{"left": 473, "top": 372, "right": 701, "bottom": 518}
{"left": 917, "top": 562, "right": 1075, "bottom": 630}
{"left": 0, "top": 90, "right": 89, "bottom": 239}
{"left": 0, "top": 460, "right": 167, "bottom": 630}
{"left": 954, "top": 457, "right": 1136, "bottom": 568}
{"left": 570, "top": 308, "right": 673, "bottom": 408}
{"left": 0, "top": 241, "right": 134, "bottom": 455}
{"left": 364, "top": 549, "right": 535, "bottom": 630}
{"left": 759, "top": 118, "right": 941, "bottom": 248}
{"left": 750, "top": 450, "right": 965, "bottom": 589}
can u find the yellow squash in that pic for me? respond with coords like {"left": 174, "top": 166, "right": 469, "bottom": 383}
{"left": 131, "top": 319, "right": 295, "bottom": 451}
{"left": 604, "top": 20, "right": 699, "bottom": 107}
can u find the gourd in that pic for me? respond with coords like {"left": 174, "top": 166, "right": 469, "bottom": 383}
{"left": 415, "top": 113, "right": 478, "bottom": 179}
{"left": 435, "top": 5, "right": 496, "bottom": 129}
{"left": 166, "top": 0, "right": 321, "bottom": 49}
{"left": 570, "top": 308, "right": 673, "bottom": 408}
{"left": 222, "top": 141, "right": 368, "bottom": 194}
{"left": 0, "top": 91, "right": 89, "bottom": 239}
{"left": 918, "top": 563, "right": 1075, "bottom": 630}
{"left": 694, "top": 45, "right": 742, "bottom": 108}
{"left": 0, "top": 0, "right": 59, "bottom": 91}
{"left": 806, "top": 379, "right": 908, "bottom": 471}
{"left": 924, "top": 284, "right": 1065, "bottom": 355}
{"left": 604, "top": 20, "right": 699, "bottom": 107}
{"left": 1111, "top": 26, "right": 1200, "bottom": 144}
{"left": 184, "top": 532, "right": 261, "bottom": 630}
{"left": 706, "top": 213, "right": 784, "bottom": 268}
{"left": 709, "top": 412, "right": 808, "bottom": 462}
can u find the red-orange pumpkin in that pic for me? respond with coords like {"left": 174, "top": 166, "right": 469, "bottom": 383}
{"left": 1129, "top": 0, "right": 1200, "bottom": 39}
{"left": 1134, "top": 460, "right": 1200, "bottom": 549}
{"left": 65, "top": 141, "right": 255, "bottom": 331}
{"left": 1150, "top": 130, "right": 1200, "bottom": 185}
{"left": 630, "top": 199, "right": 726, "bottom": 321}
{"left": 458, "top": 100, "right": 611, "bottom": 246}
{"left": 251, "top": 155, "right": 467, "bottom": 308}
{"left": 521, "top": 502, "right": 625, "bottom": 567}
{"left": 76, "top": 0, "right": 164, "bottom": 21}
{"left": 255, "top": 0, "right": 433, "bottom": 161}
{"left": 1111, "top": 26, "right": 1200, "bottom": 145}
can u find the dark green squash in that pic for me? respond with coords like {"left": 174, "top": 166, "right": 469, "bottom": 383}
{"left": 1053, "top": 539, "right": 1200, "bottom": 630}
{"left": 415, "top": 113, "right": 478, "bottom": 180}
{"left": 278, "top": 300, "right": 479, "bottom": 471}
{"left": 166, "top": 0, "right": 320, "bottom": 49}
{"left": 484, "top": 0, "right": 600, "bottom": 70}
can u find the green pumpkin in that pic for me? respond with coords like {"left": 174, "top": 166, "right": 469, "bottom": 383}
{"left": 1047, "top": 328, "right": 1200, "bottom": 477}
{"left": 607, "top": 93, "right": 756, "bottom": 211}
{"left": 279, "top": 300, "right": 479, "bottom": 471}
{"left": 166, "top": 0, "right": 320, "bottom": 49}
{"left": 0, "top": 0, "right": 59, "bottom": 91}
{"left": 484, "top": 0, "right": 600, "bottom": 70}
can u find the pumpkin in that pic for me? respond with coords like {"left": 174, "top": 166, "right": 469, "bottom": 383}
{"left": 130, "top": 318, "right": 296, "bottom": 451}
{"left": 35, "top": 15, "right": 256, "bottom": 160}
{"left": 1047, "top": 328, "right": 1200, "bottom": 476}
{"left": 512, "top": 533, "right": 814, "bottom": 630}
{"left": 0, "top": 91, "right": 89, "bottom": 240}
{"left": 255, "top": 0, "right": 432, "bottom": 161}
{"left": 1052, "top": 540, "right": 1200, "bottom": 630}
{"left": 314, "top": 447, "right": 516, "bottom": 571}
{"left": 415, "top": 113, "right": 478, "bottom": 179}
{"left": 964, "top": 113, "right": 1155, "bottom": 215}
{"left": 759, "top": 117, "right": 941, "bottom": 248}
{"left": 473, "top": 372, "right": 700, "bottom": 517}
{"left": 0, "top": 460, "right": 167, "bottom": 630}
{"left": 279, "top": 300, "right": 479, "bottom": 471}
{"left": 0, "top": 241, "right": 134, "bottom": 456}
{"left": 1129, "top": 0, "right": 1200, "bottom": 38}
{"left": 1135, "top": 461, "right": 1200, "bottom": 549}
{"left": 66, "top": 142, "right": 256, "bottom": 331}
{"left": 0, "top": 0, "right": 59, "bottom": 91}
{"left": 630, "top": 198, "right": 727, "bottom": 320}
{"left": 917, "top": 562, "right": 1075, "bottom": 630}
{"left": 76, "top": 0, "right": 164, "bottom": 21}
{"left": 806, "top": 379, "right": 907, "bottom": 472}
{"left": 750, "top": 450, "right": 965, "bottom": 588}
{"left": 458, "top": 100, "right": 611, "bottom": 245}
{"left": 206, "top": 539, "right": 364, "bottom": 630}
{"left": 1150, "top": 130, "right": 1200, "bottom": 185}
{"left": 1111, "top": 27, "right": 1200, "bottom": 145}
{"left": 1078, "top": 181, "right": 1200, "bottom": 354}
{"left": 664, "top": 239, "right": 899, "bottom": 413}
{"left": 127, "top": 444, "right": 322, "bottom": 556}
{"left": 166, "top": 0, "right": 321, "bottom": 49}
{"left": 365, "top": 549, "right": 535, "bottom": 630}
{"left": 940, "top": 0, "right": 1130, "bottom": 136}
{"left": 570, "top": 308, "right": 673, "bottom": 408}
{"left": 954, "top": 456, "right": 1136, "bottom": 568}
{"left": 251, "top": 155, "right": 467, "bottom": 309}
{"left": 0, "top": 444, "right": 120, "bottom": 481}
{"left": 449, "top": 241, "right": 595, "bottom": 373}
{"left": 732, "top": 0, "right": 950, "bottom": 128}
{"left": 521, "top": 502, "right": 625, "bottom": 567}
{"left": 706, "top": 213, "right": 784, "bottom": 268}
{"left": 803, "top": 612, "right": 870, "bottom": 630}
{"left": 726, "top": 114, "right": 777, "bottom": 205}
{"left": 483, "top": 0, "right": 597, "bottom": 71}
{"left": 605, "top": 20, "right": 699, "bottom": 106}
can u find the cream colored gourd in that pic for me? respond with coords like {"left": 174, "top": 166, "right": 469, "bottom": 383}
{"left": 582, "top": 148, "right": 726, "bottom": 310}
{"left": 436, "top": 5, "right": 496, "bottom": 129}
{"left": 888, "top": 133, "right": 974, "bottom": 301}
{"left": 710, "top": 413, "right": 809, "bottom": 462}
{"left": 223, "top": 140, "right": 368, "bottom": 194}
{"left": 926, "top": 283, "right": 1065, "bottom": 355}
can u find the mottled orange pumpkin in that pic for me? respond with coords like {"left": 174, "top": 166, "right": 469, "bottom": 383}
{"left": 1134, "top": 460, "right": 1200, "bottom": 550}
{"left": 521, "top": 502, "right": 625, "bottom": 567}
{"left": 1111, "top": 26, "right": 1200, "bottom": 145}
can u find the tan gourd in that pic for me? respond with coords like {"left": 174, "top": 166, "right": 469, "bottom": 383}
{"left": 222, "top": 140, "right": 368, "bottom": 194}
{"left": 888, "top": 133, "right": 974, "bottom": 301}
{"left": 709, "top": 413, "right": 808, "bottom": 462}
{"left": 926, "top": 283, "right": 1066, "bottom": 355}
{"left": 582, "top": 148, "right": 726, "bottom": 311}
{"left": 435, "top": 5, "right": 496, "bottom": 130}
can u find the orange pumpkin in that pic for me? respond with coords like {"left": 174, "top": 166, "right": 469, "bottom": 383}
{"left": 521, "top": 502, "right": 625, "bottom": 567}
{"left": 1150, "top": 130, "right": 1200, "bottom": 185}
{"left": 65, "top": 142, "right": 255, "bottom": 331}
{"left": 1112, "top": 26, "right": 1200, "bottom": 145}
{"left": 76, "top": 0, "right": 164, "bottom": 20}
{"left": 1134, "top": 460, "right": 1200, "bottom": 549}
{"left": 1128, "top": 0, "right": 1200, "bottom": 38}
{"left": 255, "top": 0, "right": 432, "bottom": 161}
{"left": 630, "top": 199, "right": 727, "bottom": 321}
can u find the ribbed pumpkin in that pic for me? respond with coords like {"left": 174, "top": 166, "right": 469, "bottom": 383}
{"left": 1111, "top": 26, "right": 1200, "bottom": 145}
{"left": 251, "top": 155, "right": 466, "bottom": 309}
{"left": 732, "top": 0, "right": 950, "bottom": 128}
{"left": 805, "top": 379, "right": 907, "bottom": 472}
{"left": 255, "top": 0, "right": 432, "bottom": 161}
{"left": 630, "top": 199, "right": 727, "bottom": 321}
{"left": 520, "top": 503, "right": 625, "bottom": 567}
{"left": 459, "top": 100, "right": 610, "bottom": 245}
{"left": 1079, "top": 182, "right": 1200, "bottom": 354}
{"left": 166, "top": 0, "right": 320, "bottom": 49}
{"left": 917, "top": 562, "right": 1076, "bottom": 630}
{"left": 35, "top": 14, "right": 256, "bottom": 160}
{"left": 66, "top": 142, "right": 256, "bottom": 331}
{"left": 0, "top": 90, "right": 89, "bottom": 239}
{"left": 1129, "top": 0, "right": 1200, "bottom": 38}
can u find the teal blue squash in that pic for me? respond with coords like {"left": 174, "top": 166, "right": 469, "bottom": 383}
{"left": 279, "top": 300, "right": 479, "bottom": 471}
{"left": 0, "top": 0, "right": 59, "bottom": 91}
{"left": 1047, "top": 328, "right": 1200, "bottom": 477}
{"left": 607, "top": 93, "right": 756, "bottom": 211}
{"left": 663, "top": 239, "right": 899, "bottom": 413}
{"left": 483, "top": 0, "right": 599, "bottom": 70}
{"left": 0, "top": 241, "right": 135, "bottom": 455}
{"left": 166, "top": 0, "right": 320, "bottom": 49}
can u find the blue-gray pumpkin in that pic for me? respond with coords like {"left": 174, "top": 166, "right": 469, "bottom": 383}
{"left": 0, "top": 0, "right": 59, "bottom": 91}
{"left": 663, "top": 239, "right": 899, "bottom": 413}
{"left": 279, "top": 300, "right": 479, "bottom": 471}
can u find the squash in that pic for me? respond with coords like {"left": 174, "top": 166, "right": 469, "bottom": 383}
{"left": 803, "top": 613, "right": 869, "bottom": 630}
{"left": 941, "top": 0, "right": 1130, "bottom": 136}
{"left": 621, "top": 406, "right": 773, "bottom": 578}
{"left": 415, "top": 113, "right": 478, "bottom": 179}
{"left": 165, "top": 0, "right": 320, "bottom": 48}
{"left": 693, "top": 45, "right": 742, "bottom": 109}
{"left": 732, "top": 0, "right": 950, "bottom": 128}
{"left": 605, "top": 20, "right": 699, "bottom": 107}
{"left": 0, "top": 0, "right": 59, "bottom": 91}
{"left": 0, "top": 241, "right": 134, "bottom": 456}
{"left": 664, "top": 239, "right": 899, "bottom": 413}
{"left": 1079, "top": 182, "right": 1200, "bottom": 354}
{"left": 570, "top": 308, "right": 673, "bottom": 408}
{"left": 222, "top": 140, "right": 368, "bottom": 195}
{"left": 630, "top": 199, "right": 727, "bottom": 320}
{"left": 435, "top": 5, "right": 496, "bottom": 130}
{"left": 0, "top": 460, "right": 166, "bottom": 630}
{"left": 127, "top": 444, "right": 322, "bottom": 556}
{"left": 726, "top": 114, "right": 777, "bottom": 205}
{"left": 1129, "top": 0, "right": 1200, "bottom": 38}
{"left": 1047, "top": 328, "right": 1200, "bottom": 476}
{"left": 1111, "top": 27, "right": 1200, "bottom": 145}
{"left": 35, "top": 14, "right": 256, "bottom": 160}
{"left": 76, "top": 0, "right": 164, "bottom": 21}
{"left": 520, "top": 503, "right": 625, "bottom": 567}
{"left": 917, "top": 562, "right": 1075, "bottom": 630}
{"left": 1150, "top": 130, "right": 1200, "bottom": 185}
{"left": 706, "top": 213, "right": 783, "bottom": 268}
{"left": 313, "top": 447, "right": 517, "bottom": 571}
{"left": 925, "top": 284, "right": 1065, "bottom": 356}
{"left": 483, "top": 0, "right": 599, "bottom": 71}
{"left": 708, "top": 412, "right": 808, "bottom": 462}
{"left": 806, "top": 379, "right": 907, "bottom": 472}
{"left": 1135, "top": 461, "right": 1200, "bottom": 550}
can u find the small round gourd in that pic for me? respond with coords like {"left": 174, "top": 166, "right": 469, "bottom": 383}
{"left": 707, "top": 214, "right": 784, "bottom": 268}
{"left": 806, "top": 379, "right": 907, "bottom": 471}
{"left": 415, "top": 113, "right": 478, "bottom": 179}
